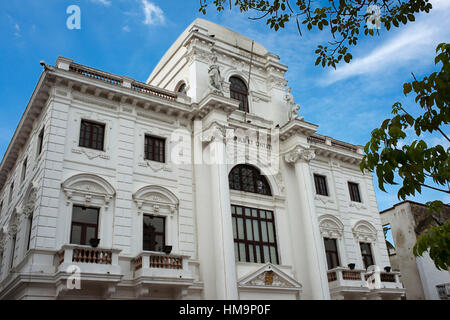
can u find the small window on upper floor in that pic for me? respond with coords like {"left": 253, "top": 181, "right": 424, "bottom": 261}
{"left": 314, "top": 174, "right": 328, "bottom": 196}
{"left": 177, "top": 82, "right": 187, "bottom": 94}
{"left": 348, "top": 182, "right": 361, "bottom": 202}
{"left": 9, "top": 182, "right": 14, "bottom": 205}
{"left": 229, "top": 164, "right": 271, "bottom": 196}
{"left": 37, "top": 127, "right": 44, "bottom": 156}
{"left": 79, "top": 120, "right": 105, "bottom": 151}
{"left": 21, "top": 158, "right": 27, "bottom": 184}
{"left": 229, "top": 76, "right": 249, "bottom": 112}
{"left": 144, "top": 135, "right": 165, "bottom": 163}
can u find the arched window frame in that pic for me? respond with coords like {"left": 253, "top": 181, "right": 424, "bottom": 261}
{"left": 229, "top": 76, "right": 249, "bottom": 113}
{"left": 228, "top": 164, "right": 272, "bottom": 196}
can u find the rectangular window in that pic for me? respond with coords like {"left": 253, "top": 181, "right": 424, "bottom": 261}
{"left": 0, "top": 200, "right": 3, "bottom": 216}
{"left": 70, "top": 205, "right": 99, "bottom": 245}
{"left": 348, "top": 182, "right": 361, "bottom": 202}
{"left": 324, "top": 238, "right": 340, "bottom": 269}
{"left": 231, "top": 205, "right": 279, "bottom": 264}
{"left": 314, "top": 174, "right": 329, "bottom": 196}
{"left": 37, "top": 127, "right": 44, "bottom": 156}
{"left": 10, "top": 234, "right": 17, "bottom": 269}
{"left": 360, "top": 242, "right": 374, "bottom": 269}
{"left": 9, "top": 182, "right": 14, "bottom": 204}
{"left": 144, "top": 135, "right": 165, "bottom": 163}
{"left": 26, "top": 212, "right": 34, "bottom": 251}
{"left": 21, "top": 158, "right": 27, "bottom": 183}
{"left": 143, "top": 215, "right": 165, "bottom": 252}
{"left": 79, "top": 120, "right": 105, "bottom": 151}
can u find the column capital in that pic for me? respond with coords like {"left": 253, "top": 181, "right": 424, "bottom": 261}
{"left": 201, "top": 121, "right": 228, "bottom": 144}
{"left": 284, "top": 145, "right": 315, "bottom": 164}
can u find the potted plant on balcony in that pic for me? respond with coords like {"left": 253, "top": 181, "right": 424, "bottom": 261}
{"left": 348, "top": 263, "right": 356, "bottom": 270}
{"left": 384, "top": 266, "right": 391, "bottom": 272}
{"left": 89, "top": 238, "right": 100, "bottom": 248}
{"left": 163, "top": 245, "right": 172, "bottom": 254}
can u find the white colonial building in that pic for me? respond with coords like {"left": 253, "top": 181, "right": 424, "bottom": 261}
{"left": 0, "top": 19, "right": 404, "bottom": 300}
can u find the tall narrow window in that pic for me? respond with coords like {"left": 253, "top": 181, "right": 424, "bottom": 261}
{"left": 229, "top": 164, "right": 271, "bottom": 196}
{"left": 79, "top": 120, "right": 105, "bottom": 151}
{"left": 360, "top": 242, "right": 374, "bottom": 269}
{"left": 229, "top": 76, "right": 249, "bottom": 112}
{"left": 21, "top": 158, "right": 27, "bottom": 183}
{"left": 177, "top": 83, "right": 187, "bottom": 94}
{"left": 26, "top": 212, "right": 34, "bottom": 251}
{"left": 324, "top": 238, "right": 340, "bottom": 269}
{"left": 143, "top": 215, "right": 165, "bottom": 252}
{"left": 231, "top": 205, "right": 279, "bottom": 264}
{"left": 70, "top": 205, "right": 99, "bottom": 245}
{"left": 37, "top": 127, "right": 44, "bottom": 156}
{"left": 9, "top": 182, "right": 14, "bottom": 205}
{"left": 144, "top": 135, "right": 165, "bottom": 163}
{"left": 0, "top": 201, "right": 3, "bottom": 216}
{"left": 348, "top": 182, "right": 361, "bottom": 202}
{"left": 314, "top": 174, "right": 329, "bottom": 196}
{"left": 9, "top": 234, "right": 17, "bottom": 269}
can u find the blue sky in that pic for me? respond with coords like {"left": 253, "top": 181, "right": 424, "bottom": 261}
{"left": 1, "top": 0, "right": 449, "bottom": 211}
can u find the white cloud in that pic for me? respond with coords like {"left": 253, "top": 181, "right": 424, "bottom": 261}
{"left": 141, "top": 0, "right": 165, "bottom": 26}
{"left": 323, "top": 0, "right": 450, "bottom": 85}
{"left": 123, "top": 25, "right": 130, "bottom": 32}
{"left": 91, "top": 0, "right": 111, "bottom": 6}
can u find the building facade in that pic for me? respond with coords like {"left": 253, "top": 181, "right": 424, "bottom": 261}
{"left": 0, "top": 19, "right": 404, "bottom": 300}
{"left": 380, "top": 201, "right": 450, "bottom": 300}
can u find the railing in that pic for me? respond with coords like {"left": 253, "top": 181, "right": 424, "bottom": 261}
{"left": 131, "top": 82, "right": 177, "bottom": 101}
{"left": 327, "top": 271, "right": 337, "bottom": 282}
{"left": 56, "top": 244, "right": 121, "bottom": 268}
{"left": 307, "top": 136, "right": 326, "bottom": 144}
{"left": 380, "top": 273, "right": 396, "bottom": 283}
{"left": 342, "top": 270, "right": 363, "bottom": 280}
{"left": 69, "top": 64, "right": 123, "bottom": 86}
{"left": 132, "top": 252, "right": 184, "bottom": 270}
{"left": 331, "top": 141, "right": 358, "bottom": 153}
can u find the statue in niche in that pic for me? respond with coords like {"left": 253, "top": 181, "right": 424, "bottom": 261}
{"left": 285, "top": 87, "right": 300, "bottom": 121}
{"left": 208, "top": 55, "right": 224, "bottom": 95}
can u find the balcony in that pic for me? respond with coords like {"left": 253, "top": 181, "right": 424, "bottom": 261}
{"left": 327, "top": 267, "right": 404, "bottom": 300}
{"left": 131, "top": 251, "right": 194, "bottom": 297}
{"left": 55, "top": 244, "right": 122, "bottom": 297}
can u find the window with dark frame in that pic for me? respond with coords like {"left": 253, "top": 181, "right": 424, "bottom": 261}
{"left": 9, "top": 182, "right": 14, "bottom": 205}
{"left": 177, "top": 83, "right": 187, "bottom": 94}
{"left": 143, "top": 215, "right": 165, "bottom": 252}
{"left": 228, "top": 164, "right": 272, "bottom": 196}
{"left": 144, "top": 135, "right": 165, "bottom": 163}
{"left": 21, "top": 158, "right": 27, "bottom": 183}
{"left": 79, "top": 120, "right": 105, "bottom": 151}
{"left": 9, "top": 233, "right": 16, "bottom": 269}
{"left": 348, "top": 182, "right": 361, "bottom": 202}
{"left": 231, "top": 205, "right": 279, "bottom": 264}
{"left": 70, "top": 205, "right": 99, "bottom": 246}
{"left": 324, "top": 238, "right": 340, "bottom": 269}
{"left": 229, "top": 76, "right": 249, "bottom": 112}
{"left": 314, "top": 174, "right": 329, "bottom": 196}
{"left": 360, "top": 242, "right": 374, "bottom": 269}
{"left": 37, "top": 127, "right": 44, "bottom": 156}
{"left": 26, "top": 212, "right": 34, "bottom": 251}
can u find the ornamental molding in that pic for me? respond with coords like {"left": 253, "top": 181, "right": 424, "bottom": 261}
{"left": 133, "top": 185, "right": 179, "bottom": 216}
{"left": 349, "top": 201, "right": 367, "bottom": 210}
{"left": 319, "top": 214, "right": 344, "bottom": 238}
{"left": 22, "top": 181, "right": 39, "bottom": 219}
{"left": 352, "top": 220, "right": 377, "bottom": 242}
{"left": 62, "top": 173, "right": 116, "bottom": 209}
{"left": 201, "top": 121, "right": 228, "bottom": 144}
{"left": 0, "top": 226, "right": 6, "bottom": 250}
{"left": 238, "top": 263, "right": 302, "bottom": 290}
{"left": 284, "top": 145, "right": 316, "bottom": 164}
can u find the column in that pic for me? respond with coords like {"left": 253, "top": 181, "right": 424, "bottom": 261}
{"left": 285, "top": 145, "right": 330, "bottom": 299}
{"left": 203, "top": 124, "right": 238, "bottom": 299}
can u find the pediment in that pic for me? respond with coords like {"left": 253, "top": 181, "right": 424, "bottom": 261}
{"left": 238, "top": 264, "right": 302, "bottom": 290}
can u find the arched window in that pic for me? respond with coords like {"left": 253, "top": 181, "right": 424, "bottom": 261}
{"left": 229, "top": 76, "right": 249, "bottom": 112}
{"left": 229, "top": 164, "right": 271, "bottom": 196}
{"left": 177, "top": 82, "right": 187, "bottom": 94}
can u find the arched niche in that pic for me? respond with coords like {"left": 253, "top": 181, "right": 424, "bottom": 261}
{"left": 319, "top": 214, "right": 344, "bottom": 238}
{"left": 61, "top": 173, "right": 116, "bottom": 209}
{"left": 352, "top": 220, "right": 377, "bottom": 242}
{"left": 132, "top": 185, "right": 179, "bottom": 216}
